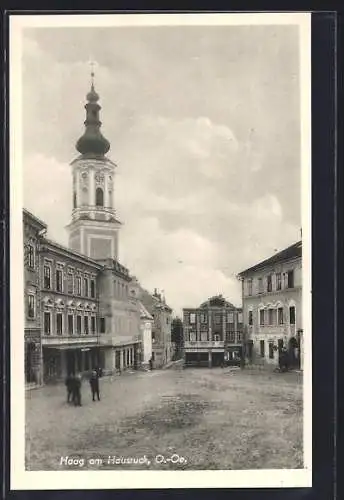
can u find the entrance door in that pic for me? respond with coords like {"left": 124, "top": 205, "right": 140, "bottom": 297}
{"left": 116, "top": 350, "right": 121, "bottom": 371}
{"left": 25, "top": 342, "right": 36, "bottom": 383}
{"left": 288, "top": 337, "right": 300, "bottom": 369}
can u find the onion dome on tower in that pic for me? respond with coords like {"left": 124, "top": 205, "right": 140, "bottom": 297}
{"left": 76, "top": 67, "right": 110, "bottom": 157}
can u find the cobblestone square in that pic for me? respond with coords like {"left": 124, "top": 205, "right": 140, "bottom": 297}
{"left": 26, "top": 367, "right": 303, "bottom": 471}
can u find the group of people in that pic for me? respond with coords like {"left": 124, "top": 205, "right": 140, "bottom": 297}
{"left": 65, "top": 368, "right": 101, "bottom": 406}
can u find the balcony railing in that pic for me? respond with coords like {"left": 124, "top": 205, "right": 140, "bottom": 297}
{"left": 184, "top": 340, "right": 224, "bottom": 349}
{"left": 72, "top": 206, "right": 117, "bottom": 217}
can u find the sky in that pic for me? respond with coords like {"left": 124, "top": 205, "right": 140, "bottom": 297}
{"left": 21, "top": 22, "right": 302, "bottom": 316}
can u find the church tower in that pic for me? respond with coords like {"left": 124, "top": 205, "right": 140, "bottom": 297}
{"left": 67, "top": 68, "right": 121, "bottom": 260}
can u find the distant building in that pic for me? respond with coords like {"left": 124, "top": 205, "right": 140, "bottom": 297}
{"left": 183, "top": 295, "right": 243, "bottom": 367}
{"left": 129, "top": 277, "right": 154, "bottom": 368}
{"left": 237, "top": 241, "right": 303, "bottom": 369}
{"left": 139, "top": 288, "right": 173, "bottom": 368}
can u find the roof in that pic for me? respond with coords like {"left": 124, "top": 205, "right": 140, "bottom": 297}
{"left": 199, "top": 295, "right": 235, "bottom": 309}
{"left": 139, "top": 288, "right": 173, "bottom": 314}
{"left": 237, "top": 240, "right": 302, "bottom": 277}
{"left": 23, "top": 209, "right": 48, "bottom": 231}
{"left": 139, "top": 301, "right": 154, "bottom": 320}
{"left": 40, "top": 238, "right": 102, "bottom": 269}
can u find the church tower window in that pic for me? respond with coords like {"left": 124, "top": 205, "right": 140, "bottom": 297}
{"left": 96, "top": 187, "right": 104, "bottom": 207}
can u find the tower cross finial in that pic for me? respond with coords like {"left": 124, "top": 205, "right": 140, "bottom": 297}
{"left": 89, "top": 57, "right": 96, "bottom": 87}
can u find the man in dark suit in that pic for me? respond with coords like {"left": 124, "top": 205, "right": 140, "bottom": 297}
{"left": 73, "top": 372, "right": 82, "bottom": 406}
{"left": 89, "top": 369, "right": 100, "bottom": 401}
{"left": 65, "top": 373, "right": 75, "bottom": 403}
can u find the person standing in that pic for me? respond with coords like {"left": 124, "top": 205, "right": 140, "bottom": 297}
{"left": 73, "top": 372, "right": 82, "bottom": 406}
{"left": 65, "top": 373, "right": 75, "bottom": 403}
{"left": 89, "top": 369, "right": 100, "bottom": 401}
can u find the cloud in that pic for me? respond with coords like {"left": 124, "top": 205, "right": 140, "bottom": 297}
{"left": 21, "top": 26, "right": 302, "bottom": 315}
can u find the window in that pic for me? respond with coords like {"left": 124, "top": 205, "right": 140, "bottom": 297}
{"left": 56, "top": 269, "right": 63, "bottom": 292}
{"left": 44, "top": 312, "right": 51, "bottom": 334}
{"left": 96, "top": 187, "right": 104, "bottom": 207}
{"left": 27, "top": 244, "right": 35, "bottom": 268}
{"left": 189, "top": 313, "right": 196, "bottom": 324}
{"left": 83, "top": 277, "right": 89, "bottom": 297}
{"left": 76, "top": 315, "right": 82, "bottom": 335}
{"left": 215, "top": 314, "right": 221, "bottom": 325}
{"left": 90, "top": 280, "right": 96, "bottom": 298}
{"left": 127, "top": 350, "right": 130, "bottom": 365}
{"left": 91, "top": 316, "right": 96, "bottom": 334}
{"left": 268, "top": 309, "right": 274, "bottom": 326}
{"left": 260, "top": 340, "right": 265, "bottom": 357}
{"left": 73, "top": 191, "right": 77, "bottom": 209}
{"left": 84, "top": 316, "right": 89, "bottom": 335}
{"left": 27, "top": 295, "right": 35, "bottom": 318}
{"left": 68, "top": 315, "right": 74, "bottom": 335}
{"left": 248, "top": 310, "right": 253, "bottom": 326}
{"left": 238, "top": 312, "right": 243, "bottom": 324}
{"left": 287, "top": 270, "right": 294, "bottom": 288}
{"left": 44, "top": 265, "right": 51, "bottom": 289}
{"left": 276, "top": 272, "right": 282, "bottom": 291}
{"left": 76, "top": 276, "right": 81, "bottom": 296}
{"left": 200, "top": 314, "right": 207, "bottom": 323}
{"left": 258, "top": 277, "right": 263, "bottom": 294}
{"left": 267, "top": 275, "right": 272, "bottom": 292}
{"left": 56, "top": 313, "right": 63, "bottom": 335}
{"left": 268, "top": 342, "right": 274, "bottom": 359}
{"left": 100, "top": 317, "right": 106, "bottom": 333}
{"left": 237, "top": 331, "right": 242, "bottom": 342}
{"left": 227, "top": 331, "right": 235, "bottom": 342}
{"left": 227, "top": 312, "right": 234, "bottom": 323}
{"left": 259, "top": 309, "right": 265, "bottom": 326}
{"left": 278, "top": 307, "right": 284, "bottom": 325}
{"left": 213, "top": 334, "right": 220, "bottom": 342}
{"left": 67, "top": 273, "right": 74, "bottom": 294}
{"left": 289, "top": 306, "right": 296, "bottom": 325}
{"left": 247, "top": 279, "right": 253, "bottom": 296}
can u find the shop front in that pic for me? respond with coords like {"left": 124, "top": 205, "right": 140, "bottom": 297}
{"left": 43, "top": 344, "right": 102, "bottom": 383}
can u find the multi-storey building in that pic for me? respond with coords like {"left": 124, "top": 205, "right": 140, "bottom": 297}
{"left": 139, "top": 288, "right": 173, "bottom": 368}
{"left": 23, "top": 74, "right": 144, "bottom": 384}
{"left": 237, "top": 241, "right": 302, "bottom": 368}
{"left": 183, "top": 295, "right": 243, "bottom": 367}
{"left": 39, "top": 237, "right": 101, "bottom": 381}
{"left": 23, "top": 210, "right": 47, "bottom": 387}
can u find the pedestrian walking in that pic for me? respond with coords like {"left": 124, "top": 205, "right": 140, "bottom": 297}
{"left": 73, "top": 372, "right": 82, "bottom": 406}
{"left": 89, "top": 368, "right": 100, "bottom": 401}
{"left": 65, "top": 373, "right": 75, "bottom": 403}
{"left": 149, "top": 358, "right": 153, "bottom": 371}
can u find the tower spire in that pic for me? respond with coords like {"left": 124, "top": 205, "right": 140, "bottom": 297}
{"left": 75, "top": 62, "right": 110, "bottom": 157}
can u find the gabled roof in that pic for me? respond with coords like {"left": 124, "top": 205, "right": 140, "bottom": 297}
{"left": 237, "top": 240, "right": 302, "bottom": 277}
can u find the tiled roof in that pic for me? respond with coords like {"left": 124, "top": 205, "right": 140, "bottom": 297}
{"left": 238, "top": 240, "right": 302, "bottom": 277}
